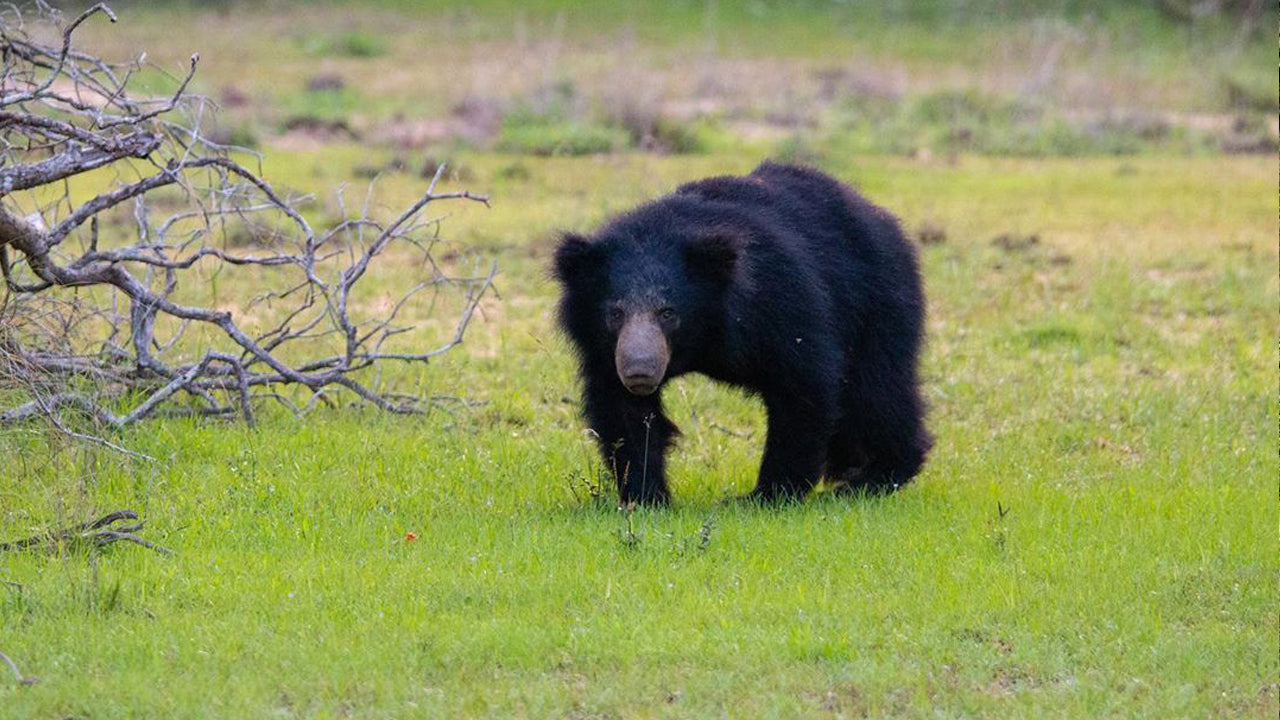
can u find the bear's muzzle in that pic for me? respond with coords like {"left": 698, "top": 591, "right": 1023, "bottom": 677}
{"left": 615, "top": 313, "right": 669, "bottom": 396}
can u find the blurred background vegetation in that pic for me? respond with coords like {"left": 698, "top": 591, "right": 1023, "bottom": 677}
{"left": 68, "top": 0, "right": 1277, "bottom": 163}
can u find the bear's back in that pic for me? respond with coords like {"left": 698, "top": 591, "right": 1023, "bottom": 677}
{"left": 673, "top": 162, "right": 897, "bottom": 258}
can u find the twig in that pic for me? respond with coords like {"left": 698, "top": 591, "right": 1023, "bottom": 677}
{"left": 0, "top": 510, "right": 172, "bottom": 555}
{"left": 708, "top": 421, "right": 752, "bottom": 439}
{"left": 0, "top": 649, "right": 38, "bottom": 685}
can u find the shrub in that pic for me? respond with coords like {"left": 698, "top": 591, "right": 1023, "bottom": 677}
{"left": 497, "top": 122, "right": 630, "bottom": 156}
{"left": 298, "top": 31, "right": 387, "bottom": 59}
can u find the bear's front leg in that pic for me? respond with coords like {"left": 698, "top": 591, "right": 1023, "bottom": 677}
{"left": 581, "top": 374, "right": 678, "bottom": 505}
{"left": 749, "top": 390, "right": 835, "bottom": 503}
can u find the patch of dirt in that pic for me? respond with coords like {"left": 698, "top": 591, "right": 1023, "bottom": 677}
{"left": 914, "top": 222, "right": 948, "bottom": 246}
{"left": 1219, "top": 133, "right": 1279, "bottom": 155}
{"left": 811, "top": 66, "right": 904, "bottom": 103}
{"left": 367, "top": 119, "right": 459, "bottom": 148}
{"left": 1062, "top": 108, "right": 1280, "bottom": 154}
{"left": 808, "top": 685, "right": 870, "bottom": 717}
{"left": 660, "top": 98, "right": 727, "bottom": 121}
{"left": 721, "top": 120, "right": 796, "bottom": 143}
{"left": 991, "top": 233, "right": 1040, "bottom": 252}
{"left": 451, "top": 96, "right": 504, "bottom": 129}
{"left": 369, "top": 110, "right": 499, "bottom": 149}
{"left": 985, "top": 666, "right": 1040, "bottom": 696}
{"left": 220, "top": 85, "right": 251, "bottom": 108}
{"left": 1095, "top": 436, "right": 1139, "bottom": 461}
{"left": 306, "top": 74, "right": 346, "bottom": 92}
{"left": 46, "top": 78, "right": 125, "bottom": 108}
{"left": 271, "top": 116, "right": 359, "bottom": 150}
{"left": 1143, "top": 262, "right": 1211, "bottom": 286}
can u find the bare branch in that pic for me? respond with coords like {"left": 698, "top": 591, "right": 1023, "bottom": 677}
{"left": 95, "top": 53, "right": 198, "bottom": 129}
{"left": 0, "top": 509, "right": 171, "bottom": 556}
{"left": 0, "top": 5, "right": 496, "bottom": 443}
{"left": 0, "top": 3, "right": 116, "bottom": 107}
{"left": 0, "top": 130, "right": 160, "bottom": 195}
{"left": 0, "top": 649, "right": 39, "bottom": 686}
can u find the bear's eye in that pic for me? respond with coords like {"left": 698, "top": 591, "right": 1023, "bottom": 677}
{"left": 657, "top": 307, "right": 678, "bottom": 323}
{"left": 606, "top": 307, "right": 625, "bottom": 325}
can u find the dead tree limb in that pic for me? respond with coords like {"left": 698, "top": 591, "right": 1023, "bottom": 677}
{"left": 0, "top": 649, "right": 39, "bottom": 685}
{"left": 0, "top": 4, "right": 495, "bottom": 438}
{"left": 0, "top": 509, "right": 171, "bottom": 556}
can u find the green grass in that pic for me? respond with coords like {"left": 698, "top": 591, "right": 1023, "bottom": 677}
{"left": 2, "top": 1, "right": 1278, "bottom": 716}
{"left": 1, "top": 149, "right": 1275, "bottom": 718}
{"left": 277, "top": 87, "right": 369, "bottom": 126}
{"left": 497, "top": 121, "right": 632, "bottom": 156}
{"left": 297, "top": 30, "right": 389, "bottom": 59}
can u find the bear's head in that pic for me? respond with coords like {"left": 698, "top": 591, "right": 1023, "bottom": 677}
{"left": 553, "top": 224, "right": 741, "bottom": 396}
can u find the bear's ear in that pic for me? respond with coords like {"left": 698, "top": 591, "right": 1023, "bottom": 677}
{"left": 684, "top": 232, "right": 741, "bottom": 283}
{"left": 552, "top": 232, "right": 603, "bottom": 285}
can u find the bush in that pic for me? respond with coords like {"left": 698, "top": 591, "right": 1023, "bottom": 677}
{"left": 605, "top": 104, "right": 705, "bottom": 154}
{"left": 774, "top": 134, "right": 827, "bottom": 166}
{"left": 502, "top": 80, "right": 704, "bottom": 155}
{"left": 298, "top": 31, "right": 387, "bottom": 59}
{"left": 278, "top": 87, "right": 364, "bottom": 126}
{"left": 497, "top": 122, "right": 630, "bottom": 156}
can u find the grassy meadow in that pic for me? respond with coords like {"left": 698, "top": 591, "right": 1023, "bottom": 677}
{"left": 1, "top": 2, "right": 1277, "bottom": 718}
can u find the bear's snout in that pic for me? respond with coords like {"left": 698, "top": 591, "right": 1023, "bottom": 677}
{"left": 615, "top": 313, "right": 669, "bottom": 396}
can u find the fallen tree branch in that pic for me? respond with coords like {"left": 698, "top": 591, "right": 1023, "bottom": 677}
{"left": 0, "top": 649, "right": 39, "bottom": 686}
{"left": 0, "top": 510, "right": 171, "bottom": 555}
{"left": 0, "top": 4, "right": 495, "bottom": 441}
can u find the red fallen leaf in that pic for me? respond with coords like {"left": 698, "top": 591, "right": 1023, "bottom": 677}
{"left": 404, "top": 531, "right": 417, "bottom": 542}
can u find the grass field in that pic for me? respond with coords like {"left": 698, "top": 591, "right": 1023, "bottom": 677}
{"left": 1, "top": 2, "right": 1277, "bottom": 718}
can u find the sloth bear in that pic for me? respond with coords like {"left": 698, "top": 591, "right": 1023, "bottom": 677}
{"left": 553, "top": 161, "right": 931, "bottom": 504}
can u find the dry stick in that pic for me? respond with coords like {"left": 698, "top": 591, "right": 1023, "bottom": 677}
{"left": 0, "top": 649, "right": 38, "bottom": 685}
{"left": 708, "top": 421, "right": 751, "bottom": 439}
{"left": 0, "top": 510, "right": 172, "bottom": 556}
{"left": 0, "top": 509, "right": 136, "bottom": 550}
{"left": 0, "top": 3, "right": 115, "bottom": 106}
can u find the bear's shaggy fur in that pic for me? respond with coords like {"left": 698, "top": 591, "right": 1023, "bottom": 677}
{"left": 554, "top": 161, "right": 931, "bottom": 504}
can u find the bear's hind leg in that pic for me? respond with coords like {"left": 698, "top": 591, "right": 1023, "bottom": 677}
{"left": 824, "top": 419, "right": 869, "bottom": 485}
{"left": 830, "top": 384, "right": 931, "bottom": 495}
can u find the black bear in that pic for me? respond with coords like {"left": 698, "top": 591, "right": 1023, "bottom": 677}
{"left": 553, "top": 161, "right": 931, "bottom": 505}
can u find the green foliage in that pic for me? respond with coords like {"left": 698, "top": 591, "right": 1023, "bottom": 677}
{"left": 639, "top": 117, "right": 706, "bottom": 154}
{"left": 276, "top": 87, "right": 364, "bottom": 126}
{"left": 296, "top": 31, "right": 388, "bottom": 58}
{"left": 497, "top": 121, "right": 631, "bottom": 156}
{"left": 124, "top": 66, "right": 187, "bottom": 98}
{"left": 774, "top": 133, "right": 828, "bottom": 166}
{"left": 210, "top": 121, "right": 260, "bottom": 149}
{"left": 495, "top": 82, "right": 630, "bottom": 156}
{"left": 1221, "top": 74, "right": 1280, "bottom": 113}
{"left": 604, "top": 107, "right": 707, "bottom": 155}
{"left": 495, "top": 79, "right": 706, "bottom": 156}
{"left": 910, "top": 89, "right": 1026, "bottom": 127}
